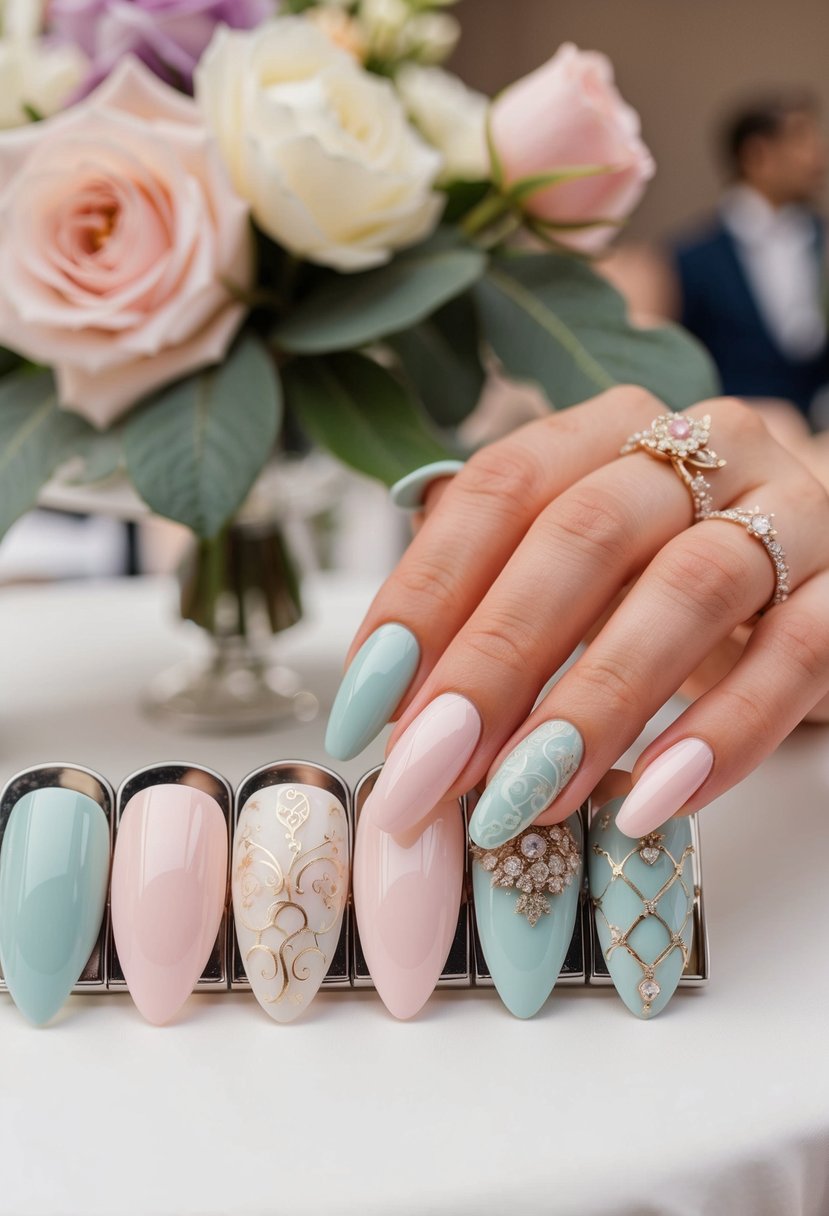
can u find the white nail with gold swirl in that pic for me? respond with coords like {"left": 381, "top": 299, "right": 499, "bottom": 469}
{"left": 232, "top": 781, "right": 349, "bottom": 1023}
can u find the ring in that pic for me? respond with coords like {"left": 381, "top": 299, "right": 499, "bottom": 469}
{"left": 702, "top": 508, "right": 790, "bottom": 609}
{"left": 621, "top": 414, "right": 726, "bottom": 520}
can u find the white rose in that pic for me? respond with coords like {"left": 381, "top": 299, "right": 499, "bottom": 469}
{"left": 401, "top": 11, "right": 459, "bottom": 63}
{"left": 0, "top": 38, "right": 86, "bottom": 128}
{"left": 196, "top": 18, "right": 443, "bottom": 272}
{"left": 1, "top": 0, "right": 46, "bottom": 39}
{"left": 397, "top": 65, "right": 489, "bottom": 182}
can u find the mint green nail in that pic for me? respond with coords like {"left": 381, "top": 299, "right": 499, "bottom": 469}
{"left": 390, "top": 460, "right": 464, "bottom": 511}
{"left": 468, "top": 720, "right": 584, "bottom": 849}
{"left": 472, "top": 812, "right": 583, "bottom": 1018}
{"left": 325, "top": 622, "right": 420, "bottom": 761}
{"left": 0, "top": 788, "right": 110, "bottom": 1026}
{"left": 589, "top": 797, "right": 695, "bottom": 1019}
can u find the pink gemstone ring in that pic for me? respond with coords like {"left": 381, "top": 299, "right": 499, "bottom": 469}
{"left": 620, "top": 413, "right": 726, "bottom": 520}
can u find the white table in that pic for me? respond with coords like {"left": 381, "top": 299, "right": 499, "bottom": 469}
{"left": 1, "top": 575, "right": 828, "bottom": 1216}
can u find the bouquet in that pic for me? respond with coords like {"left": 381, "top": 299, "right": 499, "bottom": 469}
{"left": 0, "top": 0, "right": 718, "bottom": 545}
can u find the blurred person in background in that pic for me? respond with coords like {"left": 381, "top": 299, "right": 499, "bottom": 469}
{"left": 674, "top": 91, "right": 829, "bottom": 428}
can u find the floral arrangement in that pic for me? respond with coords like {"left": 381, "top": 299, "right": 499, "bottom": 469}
{"left": 0, "top": 0, "right": 717, "bottom": 544}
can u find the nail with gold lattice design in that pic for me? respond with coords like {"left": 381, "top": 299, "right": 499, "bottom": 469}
{"left": 588, "top": 797, "right": 695, "bottom": 1019}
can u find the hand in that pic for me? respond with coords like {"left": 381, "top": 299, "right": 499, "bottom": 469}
{"left": 327, "top": 389, "right": 829, "bottom": 844}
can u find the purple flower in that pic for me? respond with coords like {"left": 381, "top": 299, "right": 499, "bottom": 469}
{"left": 49, "top": 0, "right": 275, "bottom": 94}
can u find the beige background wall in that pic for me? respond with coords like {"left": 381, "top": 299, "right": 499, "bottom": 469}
{"left": 452, "top": 0, "right": 829, "bottom": 243}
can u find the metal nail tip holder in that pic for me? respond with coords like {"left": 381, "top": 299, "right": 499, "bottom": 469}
{"left": 0, "top": 762, "right": 709, "bottom": 997}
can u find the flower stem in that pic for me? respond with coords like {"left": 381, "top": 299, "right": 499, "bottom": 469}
{"left": 460, "top": 190, "right": 514, "bottom": 239}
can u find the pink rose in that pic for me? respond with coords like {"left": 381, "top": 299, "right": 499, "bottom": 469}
{"left": 0, "top": 56, "right": 252, "bottom": 427}
{"left": 489, "top": 43, "right": 655, "bottom": 253}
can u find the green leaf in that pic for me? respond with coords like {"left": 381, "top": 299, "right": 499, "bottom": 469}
{"left": 475, "top": 253, "right": 720, "bottom": 412}
{"left": 123, "top": 334, "right": 281, "bottom": 538}
{"left": 273, "top": 232, "right": 487, "bottom": 355}
{"left": 69, "top": 428, "right": 124, "bottom": 485}
{"left": 284, "top": 353, "right": 452, "bottom": 484}
{"left": 389, "top": 292, "right": 485, "bottom": 427}
{"left": 0, "top": 369, "right": 94, "bottom": 540}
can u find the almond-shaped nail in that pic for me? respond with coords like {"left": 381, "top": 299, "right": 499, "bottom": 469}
{"left": 325, "top": 622, "right": 420, "bottom": 761}
{"left": 353, "top": 794, "right": 464, "bottom": 1019}
{"left": 111, "top": 784, "right": 228, "bottom": 1025}
{"left": 368, "top": 693, "right": 482, "bottom": 838}
{"left": 615, "top": 738, "right": 714, "bottom": 838}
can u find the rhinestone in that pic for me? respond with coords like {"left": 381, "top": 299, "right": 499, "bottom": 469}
{"left": 481, "top": 854, "right": 498, "bottom": 871}
{"left": 639, "top": 978, "right": 661, "bottom": 1002}
{"left": 549, "top": 877, "right": 563, "bottom": 894}
{"left": 668, "top": 417, "right": 692, "bottom": 439}
{"left": 568, "top": 853, "right": 580, "bottom": 872}
{"left": 639, "top": 846, "right": 660, "bottom": 865}
{"left": 503, "top": 856, "right": 522, "bottom": 877}
{"left": 520, "top": 832, "right": 547, "bottom": 860}
{"left": 528, "top": 861, "right": 549, "bottom": 884}
{"left": 550, "top": 827, "right": 563, "bottom": 842}
{"left": 516, "top": 875, "right": 533, "bottom": 893}
{"left": 548, "top": 855, "right": 565, "bottom": 876}
{"left": 644, "top": 899, "right": 658, "bottom": 915}
{"left": 750, "top": 514, "right": 772, "bottom": 535}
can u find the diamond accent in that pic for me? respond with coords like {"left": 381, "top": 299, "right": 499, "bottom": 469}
{"left": 639, "top": 978, "right": 661, "bottom": 1003}
{"left": 471, "top": 822, "right": 581, "bottom": 927}
{"left": 638, "top": 831, "right": 664, "bottom": 866}
{"left": 703, "top": 506, "right": 790, "bottom": 607}
{"left": 639, "top": 847, "right": 660, "bottom": 865}
{"left": 620, "top": 413, "right": 725, "bottom": 521}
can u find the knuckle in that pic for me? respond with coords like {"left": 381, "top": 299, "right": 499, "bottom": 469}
{"left": 769, "top": 610, "right": 829, "bottom": 682}
{"left": 602, "top": 384, "right": 665, "bottom": 426}
{"left": 654, "top": 534, "right": 754, "bottom": 622}
{"left": 460, "top": 605, "right": 536, "bottom": 673}
{"left": 795, "top": 469, "right": 829, "bottom": 519}
{"left": 576, "top": 651, "right": 642, "bottom": 716}
{"left": 545, "top": 483, "right": 630, "bottom": 563}
{"left": 394, "top": 554, "right": 458, "bottom": 611}
{"left": 460, "top": 440, "right": 544, "bottom": 510}
{"left": 716, "top": 684, "right": 776, "bottom": 741}
{"left": 709, "top": 396, "right": 768, "bottom": 440}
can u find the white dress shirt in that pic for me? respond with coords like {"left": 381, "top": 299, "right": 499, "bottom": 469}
{"left": 721, "top": 184, "right": 827, "bottom": 360}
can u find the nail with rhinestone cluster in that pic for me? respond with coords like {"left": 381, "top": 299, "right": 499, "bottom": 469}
{"left": 471, "top": 815, "right": 584, "bottom": 1019}
{"left": 588, "top": 798, "right": 695, "bottom": 1019}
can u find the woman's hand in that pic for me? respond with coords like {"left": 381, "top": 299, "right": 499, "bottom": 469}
{"left": 326, "top": 388, "right": 829, "bottom": 845}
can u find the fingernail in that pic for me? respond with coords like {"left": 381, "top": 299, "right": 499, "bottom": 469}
{"left": 353, "top": 793, "right": 464, "bottom": 1019}
{"left": 368, "top": 693, "right": 482, "bottom": 838}
{"left": 111, "top": 785, "right": 228, "bottom": 1026}
{"left": 325, "top": 622, "right": 420, "bottom": 761}
{"left": 0, "top": 787, "right": 109, "bottom": 1026}
{"left": 232, "top": 781, "right": 349, "bottom": 1023}
{"left": 390, "top": 460, "right": 465, "bottom": 511}
{"left": 468, "top": 720, "right": 584, "bottom": 849}
{"left": 589, "top": 796, "right": 695, "bottom": 1018}
{"left": 471, "top": 815, "right": 583, "bottom": 1018}
{"left": 615, "top": 738, "right": 714, "bottom": 838}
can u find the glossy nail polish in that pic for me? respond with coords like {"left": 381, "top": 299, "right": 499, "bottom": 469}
{"left": 0, "top": 787, "right": 110, "bottom": 1026}
{"left": 468, "top": 720, "right": 584, "bottom": 849}
{"left": 390, "top": 460, "right": 465, "bottom": 510}
{"left": 615, "top": 738, "right": 714, "bottom": 838}
{"left": 471, "top": 813, "right": 583, "bottom": 1018}
{"left": 590, "top": 797, "right": 695, "bottom": 1018}
{"left": 368, "top": 693, "right": 482, "bottom": 838}
{"left": 232, "top": 778, "right": 349, "bottom": 1023}
{"left": 353, "top": 786, "right": 464, "bottom": 1019}
{"left": 326, "top": 622, "right": 420, "bottom": 761}
{"left": 111, "top": 784, "right": 228, "bottom": 1025}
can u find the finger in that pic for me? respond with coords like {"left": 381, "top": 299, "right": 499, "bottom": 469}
{"left": 370, "top": 399, "right": 784, "bottom": 836}
{"left": 614, "top": 566, "right": 829, "bottom": 835}
{"left": 470, "top": 465, "right": 829, "bottom": 843}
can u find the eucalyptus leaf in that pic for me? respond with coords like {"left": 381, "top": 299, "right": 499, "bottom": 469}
{"left": 389, "top": 292, "right": 485, "bottom": 427}
{"left": 0, "top": 369, "right": 93, "bottom": 539}
{"left": 284, "top": 353, "right": 452, "bottom": 484}
{"left": 123, "top": 334, "right": 281, "bottom": 538}
{"left": 475, "top": 254, "right": 720, "bottom": 412}
{"left": 273, "top": 234, "right": 487, "bottom": 355}
{"left": 69, "top": 428, "right": 124, "bottom": 485}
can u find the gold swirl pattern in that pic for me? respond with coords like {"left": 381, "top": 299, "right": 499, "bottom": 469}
{"left": 232, "top": 785, "right": 348, "bottom": 1021}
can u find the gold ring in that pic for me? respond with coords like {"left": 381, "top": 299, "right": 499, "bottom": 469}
{"left": 702, "top": 507, "right": 790, "bottom": 609}
{"left": 621, "top": 414, "right": 726, "bottom": 520}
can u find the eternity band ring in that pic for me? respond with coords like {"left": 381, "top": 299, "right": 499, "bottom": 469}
{"left": 620, "top": 413, "right": 726, "bottom": 520}
{"left": 701, "top": 508, "right": 790, "bottom": 610}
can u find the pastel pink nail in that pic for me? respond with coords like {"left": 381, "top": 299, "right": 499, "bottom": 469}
{"left": 369, "top": 693, "right": 482, "bottom": 838}
{"left": 353, "top": 793, "right": 464, "bottom": 1019}
{"left": 111, "top": 784, "right": 228, "bottom": 1025}
{"left": 615, "top": 738, "right": 714, "bottom": 838}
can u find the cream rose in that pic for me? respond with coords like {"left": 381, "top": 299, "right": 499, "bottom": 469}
{"left": 196, "top": 17, "right": 443, "bottom": 272}
{"left": 397, "top": 64, "right": 489, "bottom": 183}
{"left": 489, "top": 42, "right": 654, "bottom": 253}
{"left": 0, "top": 58, "right": 253, "bottom": 427}
{"left": 0, "top": 0, "right": 86, "bottom": 128}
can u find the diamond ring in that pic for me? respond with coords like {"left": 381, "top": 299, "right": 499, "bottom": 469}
{"left": 621, "top": 413, "right": 726, "bottom": 520}
{"left": 702, "top": 507, "right": 790, "bottom": 609}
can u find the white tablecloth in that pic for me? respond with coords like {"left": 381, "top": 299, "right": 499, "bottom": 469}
{"left": 1, "top": 575, "right": 828, "bottom": 1216}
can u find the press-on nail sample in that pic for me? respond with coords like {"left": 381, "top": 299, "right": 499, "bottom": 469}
{"left": 0, "top": 788, "right": 109, "bottom": 1026}
{"left": 353, "top": 794, "right": 464, "bottom": 1019}
{"left": 471, "top": 814, "right": 583, "bottom": 1018}
{"left": 325, "top": 622, "right": 420, "bottom": 761}
{"left": 368, "top": 693, "right": 482, "bottom": 838}
{"left": 590, "top": 797, "right": 695, "bottom": 1018}
{"left": 390, "top": 460, "right": 465, "bottom": 511}
{"left": 232, "top": 782, "right": 348, "bottom": 1022}
{"left": 469, "top": 720, "right": 584, "bottom": 849}
{"left": 111, "top": 784, "right": 228, "bottom": 1025}
{"left": 615, "top": 738, "right": 714, "bottom": 838}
